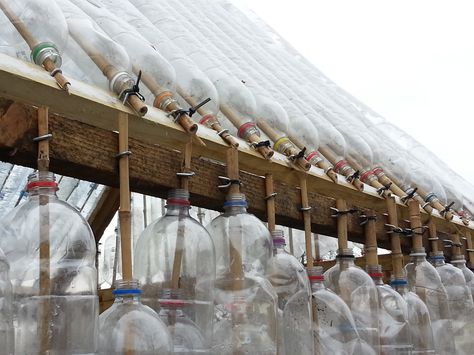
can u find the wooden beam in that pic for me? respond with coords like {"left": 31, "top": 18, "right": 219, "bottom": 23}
{"left": 87, "top": 187, "right": 120, "bottom": 244}
{"left": 1, "top": 101, "right": 470, "bottom": 252}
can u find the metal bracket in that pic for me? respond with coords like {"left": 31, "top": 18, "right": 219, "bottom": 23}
{"left": 217, "top": 176, "right": 241, "bottom": 190}
{"left": 401, "top": 187, "right": 418, "bottom": 203}
{"left": 115, "top": 150, "right": 132, "bottom": 159}
{"left": 346, "top": 170, "right": 360, "bottom": 183}
{"left": 264, "top": 192, "right": 277, "bottom": 200}
{"left": 360, "top": 214, "right": 377, "bottom": 226}
{"left": 440, "top": 201, "right": 455, "bottom": 216}
{"left": 376, "top": 182, "right": 392, "bottom": 196}
{"left": 289, "top": 147, "right": 306, "bottom": 161}
{"left": 33, "top": 133, "right": 53, "bottom": 142}
{"left": 330, "top": 207, "right": 359, "bottom": 218}
{"left": 300, "top": 206, "right": 312, "bottom": 212}
{"left": 442, "top": 239, "right": 462, "bottom": 248}
{"left": 176, "top": 172, "right": 195, "bottom": 178}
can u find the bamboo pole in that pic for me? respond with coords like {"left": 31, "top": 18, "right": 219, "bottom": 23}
{"left": 289, "top": 228, "right": 294, "bottom": 256}
{"left": 171, "top": 140, "right": 193, "bottom": 289}
{"left": 364, "top": 210, "right": 379, "bottom": 267}
{"left": 385, "top": 174, "right": 433, "bottom": 213}
{"left": 386, "top": 196, "right": 404, "bottom": 279}
{"left": 408, "top": 200, "right": 424, "bottom": 251}
{"left": 347, "top": 157, "right": 391, "bottom": 198}
{"left": 37, "top": 106, "right": 52, "bottom": 353}
{"left": 427, "top": 219, "right": 439, "bottom": 254}
{"left": 451, "top": 231, "right": 462, "bottom": 257}
{"left": 0, "top": 1, "right": 70, "bottom": 91}
{"left": 319, "top": 146, "right": 364, "bottom": 191}
{"left": 221, "top": 105, "right": 273, "bottom": 159}
{"left": 265, "top": 174, "right": 276, "bottom": 232}
{"left": 466, "top": 230, "right": 474, "bottom": 268}
{"left": 299, "top": 176, "right": 313, "bottom": 267}
{"left": 117, "top": 112, "right": 132, "bottom": 281}
{"left": 336, "top": 199, "right": 349, "bottom": 250}
{"left": 69, "top": 31, "right": 147, "bottom": 116}
{"left": 176, "top": 85, "right": 239, "bottom": 147}
{"left": 257, "top": 119, "right": 310, "bottom": 171}
{"left": 313, "top": 234, "right": 320, "bottom": 261}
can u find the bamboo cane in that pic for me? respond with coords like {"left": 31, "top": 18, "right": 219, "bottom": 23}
{"left": 36, "top": 106, "right": 52, "bottom": 353}
{"left": 386, "top": 196, "right": 404, "bottom": 279}
{"left": 427, "top": 219, "right": 439, "bottom": 254}
{"left": 289, "top": 228, "right": 294, "bottom": 256}
{"left": 257, "top": 119, "right": 311, "bottom": 171}
{"left": 384, "top": 173, "right": 433, "bottom": 213}
{"left": 221, "top": 105, "right": 273, "bottom": 159}
{"left": 289, "top": 135, "right": 339, "bottom": 183}
{"left": 0, "top": 1, "right": 70, "bottom": 91}
{"left": 347, "top": 157, "right": 391, "bottom": 198}
{"left": 265, "top": 174, "right": 276, "bottom": 232}
{"left": 364, "top": 210, "right": 379, "bottom": 267}
{"left": 466, "top": 230, "right": 474, "bottom": 268}
{"left": 416, "top": 186, "right": 453, "bottom": 220}
{"left": 319, "top": 146, "right": 364, "bottom": 191}
{"left": 117, "top": 112, "right": 132, "bottom": 281}
{"left": 170, "top": 140, "right": 193, "bottom": 289}
{"left": 299, "top": 176, "right": 313, "bottom": 267}
{"left": 451, "top": 231, "right": 462, "bottom": 258}
{"left": 69, "top": 31, "right": 147, "bottom": 116}
{"left": 408, "top": 200, "right": 424, "bottom": 251}
{"left": 336, "top": 199, "right": 349, "bottom": 250}
{"left": 176, "top": 85, "right": 239, "bottom": 147}
{"left": 313, "top": 234, "right": 320, "bottom": 261}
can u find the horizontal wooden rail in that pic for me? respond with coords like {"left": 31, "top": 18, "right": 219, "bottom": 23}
{"left": 0, "top": 53, "right": 471, "bottom": 252}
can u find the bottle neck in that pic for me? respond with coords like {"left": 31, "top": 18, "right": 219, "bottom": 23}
{"left": 223, "top": 205, "right": 247, "bottom": 215}
{"left": 410, "top": 249, "right": 427, "bottom": 264}
{"left": 337, "top": 255, "right": 356, "bottom": 268}
{"left": 391, "top": 279, "right": 409, "bottom": 295}
{"left": 310, "top": 278, "right": 325, "bottom": 292}
{"left": 28, "top": 187, "right": 58, "bottom": 198}
{"left": 367, "top": 265, "right": 384, "bottom": 285}
{"left": 166, "top": 204, "right": 191, "bottom": 216}
{"left": 430, "top": 256, "right": 446, "bottom": 267}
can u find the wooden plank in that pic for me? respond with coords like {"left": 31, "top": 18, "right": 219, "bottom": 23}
{"left": 1, "top": 102, "right": 471, "bottom": 252}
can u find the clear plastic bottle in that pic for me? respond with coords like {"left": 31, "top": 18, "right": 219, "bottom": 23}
{"left": 158, "top": 289, "right": 206, "bottom": 354}
{"left": 134, "top": 189, "right": 215, "bottom": 350}
{"left": 451, "top": 254, "right": 474, "bottom": 301}
{"left": 0, "top": 245, "right": 14, "bottom": 355}
{"left": 405, "top": 248, "right": 455, "bottom": 355}
{"left": 430, "top": 252, "right": 474, "bottom": 355}
{"left": 308, "top": 266, "right": 374, "bottom": 355}
{"left": 99, "top": 280, "right": 173, "bottom": 355}
{"left": 367, "top": 265, "right": 412, "bottom": 355}
{"left": 206, "top": 194, "right": 277, "bottom": 354}
{"left": 391, "top": 279, "right": 435, "bottom": 354}
{"left": 0, "top": 171, "right": 98, "bottom": 354}
{"left": 267, "top": 230, "right": 313, "bottom": 354}
{"left": 324, "top": 248, "right": 380, "bottom": 355}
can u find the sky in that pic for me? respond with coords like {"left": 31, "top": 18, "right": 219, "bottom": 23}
{"left": 240, "top": 0, "right": 474, "bottom": 184}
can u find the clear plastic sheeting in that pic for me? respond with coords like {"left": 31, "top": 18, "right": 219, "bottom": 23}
{"left": 405, "top": 249, "right": 456, "bottom": 355}
{"left": 99, "top": 280, "right": 173, "bottom": 355}
{"left": 0, "top": 243, "right": 14, "bottom": 355}
{"left": 267, "top": 230, "right": 313, "bottom": 354}
{"left": 134, "top": 189, "right": 215, "bottom": 350}
{"left": 0, "top": 171, "right": 98, "bottom": 354}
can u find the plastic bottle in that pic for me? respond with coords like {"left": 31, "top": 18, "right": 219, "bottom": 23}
{"left": 367, "top": 265, "right": 412, "bottom": 354}
{"left": 391, "top": 279, "right": 435, "bottom": 354}
{"left": 134, "top": 189, "right": 215, "bottom": 350}
{"left": 405, "top": 248, "right": 456, "bottom": 355}
{"left": 267, "top": 230, "right": 313, "bottom": 354}
{"left": 158, "top": 289, "right": 206, "bottom": 354}
{"left": 430, "top": 252, "right": 474, "bottom": 355}
{"left": 99, "top": 280, "right": 173, "bottom": 355}
{"left": 324, "top": 248, "right": 380, "bottom": 354}
{"left": 206, "top": 193, "right": 277, "bottom": 354}
{"left": 308, "top": 266, "right": 374, "bottom": 355}
{"left": 451, "top": 254, "right": 474, "bottom": 300}
{"left": 0, "top": 171, "right": 98, "bottom": 354}
{"left": 0, "top": 245, "right": 14, "bottom": 355}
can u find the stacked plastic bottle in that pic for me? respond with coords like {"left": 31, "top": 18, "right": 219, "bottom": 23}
{"left": 0, "top": 171, "right": 98, "bottom": 354}
{"left": 266, "top": 230, "right": 313, "bottom": 354}
{"left": 0, "top": 244, "right": 14, "bottom": 355}
{"left": 367, "top": 265, "right": 412, "bottom": 354}
{"left": 206, "top": 193, "right": 277, "bottom": 354}
{"left": 308, "top": 266, "right": 369, "bottom": 355}
{"left": 390, "top": 278, "right": 435, "bottom": 354}
{"left": 134, "top": 189, "right": 215, "bottom": 353}
{"left": 430, "top": 251, "right": 474, "bottom": 354}
{"left": 99, "top": 280, "right": 173, "bottom": 355}
{"left": 405, "top": 247, "right": 456, "bottom": 355}
{"left": 451, "top": 254, "right": 474, "bottom": 301}
{"left": 324, "top": 248, "right": 380, "bottom": 355}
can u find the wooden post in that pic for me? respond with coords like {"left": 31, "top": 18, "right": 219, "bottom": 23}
{"left": 265, "top": 174, "right": 276, "bottom": 232}
{"left": 408, "top": 200, "right": 424, "bottom": 251}
{"left": 451, "top": 231, "right": 462, "bottom": 257}
{"left": 427, "top": 219, "right": 439, "bottom": 254}
{"left": 36, "top": 106, "right": 51, "bottom": 353}
{"left": 336, "top": 199, "right": 349, "bottom": 250}
{"left": 299, "top": 176, "right": 313, "bottom": 267}
{"left": 117, "top": 112, "right": 133, "bottom": 281}
{"left": 289, "top": 228, "right": 294, "bottom": 256}
{"left": 313, "top": 234, "right": 320, "bottom": 261}
{"left": 364, "top": 210, "right": 379, "bottom": 267}
{"left": 386, "top": 197, "right": 404, "bottom": 279}
{"left": 466, "top": 230, "right": 474, "bottom": 267}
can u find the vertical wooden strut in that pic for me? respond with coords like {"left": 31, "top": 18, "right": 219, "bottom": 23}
{"left": 364, "top": 210, "right": 379, "bottom": 267}
{"left": 37, "top": 106, "right": 51, "bottom": 354}
{"left": 314, "top": 234, "right": 320, "bottom": 262}
{"left": 427, "top": 219, "right": 439, "bottom": 254}
{"left": 386, "top": 197, "right": 404, "bottom": 279}
{"left": 117, "top": 112, "right": 132, "bottom": 281}
{"left": 335, "top": 199, "right": 349, "bottom": 250}
{"left": 466, "top": 230, "right": 474, "bottom": 268}
{"left": 171, "top": 139, "right": 194, "bottom": 289}
{"left": 451, "top": 231, "right": 462, "bottom": 257}
{"left": 299, "top": 176, "right": 313, "bottom": 267}
{"left": 265, "top": 174, "right": 276, "bottom": 232}
{"left": 408, "top": 200, "right": 424, "bottom": 251}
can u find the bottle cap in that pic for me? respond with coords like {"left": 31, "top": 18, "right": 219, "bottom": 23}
{"left": 307, "top": 266, "right": 325, "bottom": 281}
{"left": 271, "top": 230, "right": 286, "bottom": 246}
{"left": 166, "top": 189, "right": 191, "bottom": 206}
{"left": 113, "top": 279, "right": 142, "bottom": 296}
